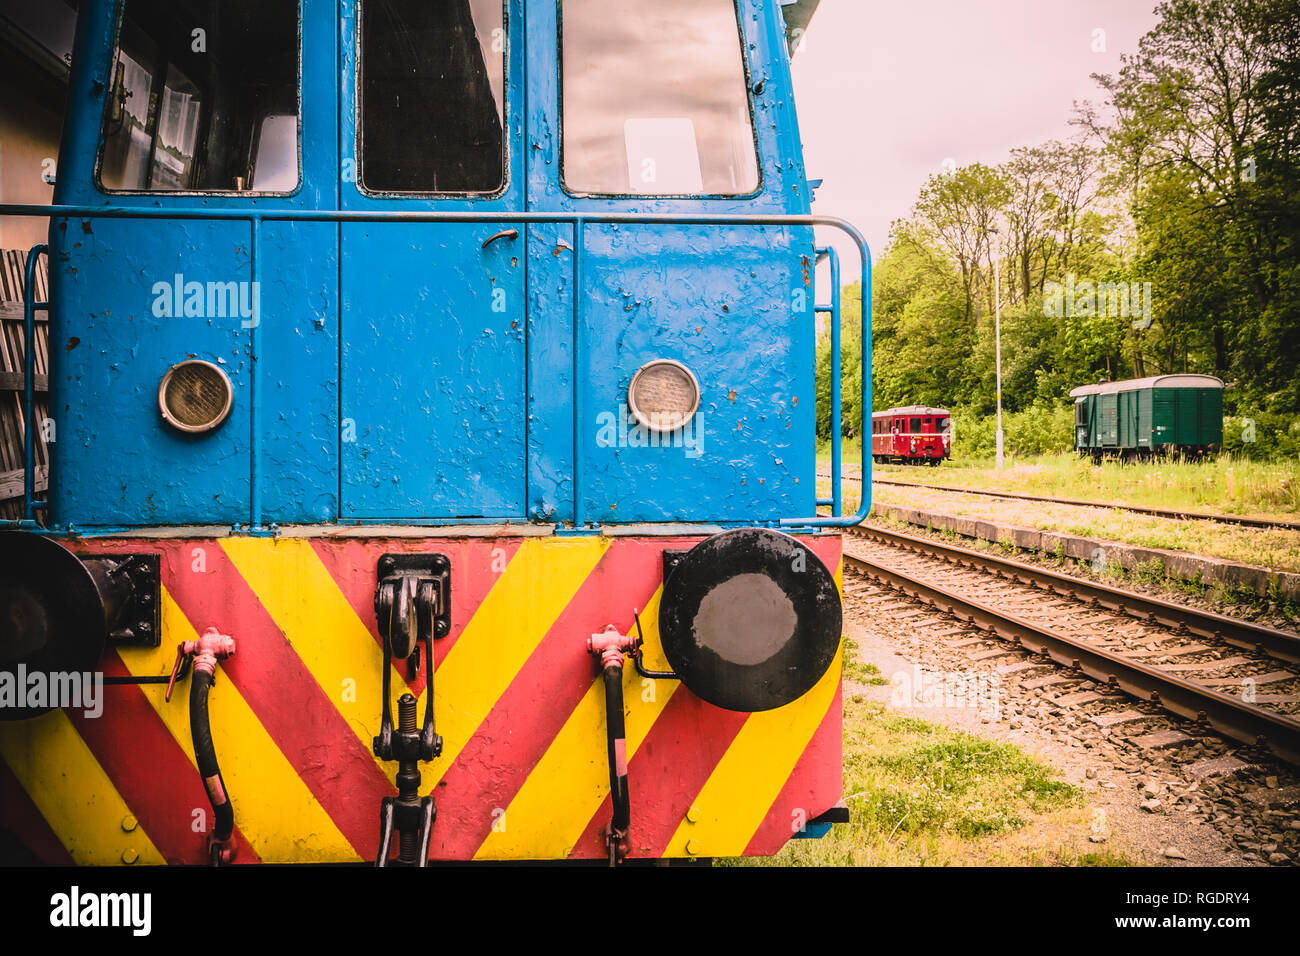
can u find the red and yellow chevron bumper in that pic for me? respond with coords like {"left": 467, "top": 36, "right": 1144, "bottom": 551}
{"left": 0, "top": 533, "right": 842, "bottom": 864}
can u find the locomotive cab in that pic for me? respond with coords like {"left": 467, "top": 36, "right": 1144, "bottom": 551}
{"left": 2, "top": 0, "right": 865, "bottom": 866}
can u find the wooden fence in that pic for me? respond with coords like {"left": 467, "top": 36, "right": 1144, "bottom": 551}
{"left": 0, "top": 248, "right": 50, "bottom": 521}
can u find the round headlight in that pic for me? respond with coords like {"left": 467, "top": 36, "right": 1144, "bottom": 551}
{"left": 628, "top": 359, "right": 700, "bottom": 433}
{"left": 158, "top": 360, "right": 233, "bottom": 434}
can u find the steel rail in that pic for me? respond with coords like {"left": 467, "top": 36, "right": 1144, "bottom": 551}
{"left": 846, "top": 523, "right": 1300, "bottom": 665}
{"left": 827, "top": 470, "right": 1300, "bottom": 531}
{"left": 843, "top": 549, "right": 1300, "bottom": 767}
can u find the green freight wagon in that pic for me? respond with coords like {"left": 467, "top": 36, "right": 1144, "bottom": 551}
{"left": 1070, "top": 375, "right": 1224, "bottom": 462}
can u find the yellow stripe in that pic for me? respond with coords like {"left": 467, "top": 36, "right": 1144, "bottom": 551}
{"left": 662, "top": 558, "right": 845, "bottom": 858}
{"left": 0, "top": 711, "right": 165, "bottom": 866}
{"left": 475, "top": 586, "right": 676, "bottom": 860}
{"left": 115, "top": 587, "right": 358, "bottom": 862}
{"left": 424, "top": 537, "right": 608, "bottom": 790}
{"left": 220, "top": 537, "right": 399, "bottom": 777}
{"left": 661, "top": 650, "right": 841, "bottom": 857}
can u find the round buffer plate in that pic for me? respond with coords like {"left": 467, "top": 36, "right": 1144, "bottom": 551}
{"left": 0, "top": 532, "right": 107, "bottom": 720}
{"left": 659, "top": 528, "right": 842, "bottom": 712}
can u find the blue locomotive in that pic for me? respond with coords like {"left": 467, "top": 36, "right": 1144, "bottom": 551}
{"left": 0, "top": 0, "right": 870, "bottom": 865}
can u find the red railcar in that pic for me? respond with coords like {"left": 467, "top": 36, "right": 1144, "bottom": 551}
{"left": 871, "top": 406, "right": 951, "bottom": 465}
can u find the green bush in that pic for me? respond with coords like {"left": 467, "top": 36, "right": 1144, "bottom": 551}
{"left": 949, "top": 403, "right": 1073, "bottom": 461}
{"left": 1223, "top": 413, "right": 1300, "bottom": 461}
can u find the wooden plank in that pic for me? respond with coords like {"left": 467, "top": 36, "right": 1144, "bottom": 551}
{"left": 0, "top": 466, "right": 49, "bottom": 502}
{"left": 0, "top": 371, "right": 49, "bottom": 393}
{"left": 0, "top": 302, "right": 50, "bottom": 321}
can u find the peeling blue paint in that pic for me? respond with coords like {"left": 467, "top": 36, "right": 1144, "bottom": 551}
{"left": 41, "top": 0, "right": 841, "bottom": 531}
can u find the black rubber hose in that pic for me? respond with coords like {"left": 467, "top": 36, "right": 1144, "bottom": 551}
{"left": 603, "top": 666, "right": 630, "bottom": 836}
{"left": 189, "top": 669, "right": 234, "bottom": 844}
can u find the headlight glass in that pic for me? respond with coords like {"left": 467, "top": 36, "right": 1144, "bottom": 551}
{"left": 628, "top": 359, "right": 700, "bottom": 433}
{"left": 158, "top": 360, "right": 233, "bottom": 434}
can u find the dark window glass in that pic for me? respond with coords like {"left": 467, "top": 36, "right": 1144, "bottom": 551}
{"left": 561, "top": 0, "right": 758, "bottom": 196}
{"left": 99, "top": 0, "right": 300, "bottom": 193}
{"left": 360, "top": 0, "right": 505, "bottom": 193}
{"left": 909, "top": 418, "right": 922, "bottom": 433}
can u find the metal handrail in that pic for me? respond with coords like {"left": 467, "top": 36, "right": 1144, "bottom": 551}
{"left": 0, "top": 203, "right": 872, "bottom": 531}
{"left": 813, "top": 245, "right": 843, "bottom": 517}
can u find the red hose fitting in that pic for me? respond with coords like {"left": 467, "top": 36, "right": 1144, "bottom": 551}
{"left": 587, "top": 624, "right": 636, "bottom": 670}
{"left": 166, "top": 627, "right": 236, "bottom": 703}
{"left": 186, "top": 627, "right": 236, "bottom": 676}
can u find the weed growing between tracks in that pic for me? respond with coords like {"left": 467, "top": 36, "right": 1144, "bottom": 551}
{"left": 725, "top": 693, "right": 1119, "bottom": 867}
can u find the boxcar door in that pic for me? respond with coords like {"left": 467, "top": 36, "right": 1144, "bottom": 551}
{"left": 339, "top": 0, "right": 527, "bottom": 520}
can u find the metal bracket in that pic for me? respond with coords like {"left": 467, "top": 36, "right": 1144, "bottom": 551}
{"left": 78, "top": 553, "right": 161, "bottom": 648}
{"left": 372, "top": 552, "right": 449, "bottom": 857}
{"left": 376, "top": 553, "right": 451, "bottom": 640}
{"left": 661, "top": 549, "right": 689, "bottom": 585}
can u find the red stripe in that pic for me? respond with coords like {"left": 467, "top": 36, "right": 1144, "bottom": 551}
{"left": 569, "top": 691, "right": 748, "bottom": 860}
{"left": 311, "top": 538, "right": 524, "bottom": 689}
{"left": 568, "top": 533, "right": 842, "bottom": 860}
{"left": 67, "top": 651, "right": 262, "bottom": 864}
{"left": 0, "top": 758, "right": 73, "bottom": 865}
{"left": 742, "top": 683, "right": 843, "bottom": 856}
{"left": 437, "top": 538, "right": 692, "bottom": 860}
{"left": 159, "top": 542, "right": 393, "bottom": 859}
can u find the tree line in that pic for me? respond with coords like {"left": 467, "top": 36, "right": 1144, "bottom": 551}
{"left": 817, "top": 0, "right": 1300, "bottom": 458}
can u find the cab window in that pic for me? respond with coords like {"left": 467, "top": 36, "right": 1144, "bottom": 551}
{"left": 99, "top": 0, "right": 300, "bottom": 193}
{"left": 560, "top": 0, "right": 759, "bottom": 196}
{"left": 909, "top": 418, "right": 922, "bottom": 433}
{"left": 359, "top": 0, "right": 506, "bottom": 194}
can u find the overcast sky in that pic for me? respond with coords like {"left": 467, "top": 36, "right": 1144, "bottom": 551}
{"left": 793, "top": 0, "right": 1162, "bottom": 273}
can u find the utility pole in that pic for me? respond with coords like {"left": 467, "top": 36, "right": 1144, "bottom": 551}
{"left": 991, "top": 227, "right": 1004, "bottom": 469}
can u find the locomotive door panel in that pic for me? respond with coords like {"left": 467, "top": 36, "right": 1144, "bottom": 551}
{"left": 338, "top": 0, "right": 527, "bottom": 519}
{"left": 50, "top": 0, "right": 337, "bottom": 528}
{"left": 523, "top": 0, "right": 816, "bottom": 524}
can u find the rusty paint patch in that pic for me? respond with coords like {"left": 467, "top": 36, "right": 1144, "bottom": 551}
{"left": 65, "top": 337, "right": 80, "bottom": 351}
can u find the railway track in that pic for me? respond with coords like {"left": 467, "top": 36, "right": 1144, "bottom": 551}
{"left": 842, "top": 523, "right": 1300, "bottom": 767}
{"left": 820, "top": 469, "right": 1300, "bottom": 531}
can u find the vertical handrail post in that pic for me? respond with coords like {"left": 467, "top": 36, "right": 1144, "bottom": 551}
{"left": 812, "top": 246, "right": 842, "bottom": 515}
{"left": 572, "top": 219, "right": 585, "bottom": 529}
{"left": 250, "top": 217, "right": 262, "bottom": 530}
{"left": 827, "top": 247, "right": 842, "bottom": 515}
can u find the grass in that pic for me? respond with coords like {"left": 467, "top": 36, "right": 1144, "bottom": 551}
{"left": 724, "top": 692, "right": 1117, "bottom": 867}
{"left": 870, "top": 452, "right": 1300, "bottom": 519}
{"left": 817, "top": 451, "right": 1300, "bottom": 576}
{"left": 843, "top": 634, "right": 890, "bottom": 686}
{"left": 864, "top": 481, "right": 1300, "bottom": 576}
